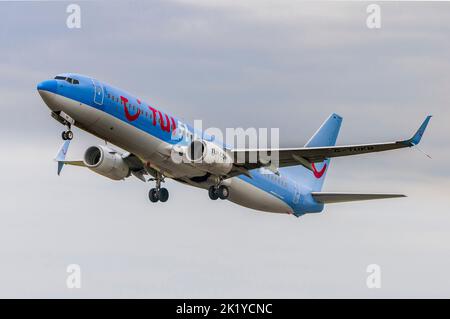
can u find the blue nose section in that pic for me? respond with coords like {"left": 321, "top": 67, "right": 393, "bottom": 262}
{"left": 37, "top": 79, "right": 57, "bottom": 93}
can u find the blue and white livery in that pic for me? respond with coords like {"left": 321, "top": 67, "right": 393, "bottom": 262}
{"left": 37, "top": 73, "right": 431, "bottom": 217}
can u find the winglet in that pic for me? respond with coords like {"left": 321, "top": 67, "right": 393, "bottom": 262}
{"left": 55, "top": 140, "right": 71, "bottom": 175}
{"left": 407, "top": 115, "right": 432, "bottom": 146}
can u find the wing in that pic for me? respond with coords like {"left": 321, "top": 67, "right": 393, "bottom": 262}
{"left": 229, "top": 116, "right": 431, "bottom": 174}
{"left": 311, "top": 192, "right": 406, "bottom": 204}
{"left": 59, "top": 160, "right": 85, "bottom": 167}
{"left": 122, "top": 153, "right": 150, "bottom": 182}
{"left": 55, "top": 140, "right": 149, "bottom": 181}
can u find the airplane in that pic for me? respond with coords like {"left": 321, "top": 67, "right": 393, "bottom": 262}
{"left": 37, "top": 73, "right": 431, "bottom": 217}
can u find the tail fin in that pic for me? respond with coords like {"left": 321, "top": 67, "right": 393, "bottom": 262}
{"left": 304, "top": 113, "right": 342, "bottom": 191}
{"left": 305, "top": 113, "right": 342, "bottom": 149}
{"left": 282, "top": 113, "right": 342, "bottom": 192}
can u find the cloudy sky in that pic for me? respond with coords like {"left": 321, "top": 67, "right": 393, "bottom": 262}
{"left": 0, "top": 0, "right": 449, "bottom": 298}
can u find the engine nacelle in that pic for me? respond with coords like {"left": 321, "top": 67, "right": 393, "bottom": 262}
{"left": 83, "top": 145, "right": 130, "bottom": 181}
{"left": 186, "top": 140, "right": 233, "bottom": 176}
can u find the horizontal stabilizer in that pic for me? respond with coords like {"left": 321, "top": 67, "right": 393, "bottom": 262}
{"left": 311, "top": 192, "right": 406, "bottom": 204}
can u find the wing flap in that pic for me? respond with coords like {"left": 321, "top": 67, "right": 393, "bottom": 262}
{"left": 311, "top": 192, "right": 406, "bottom": 204}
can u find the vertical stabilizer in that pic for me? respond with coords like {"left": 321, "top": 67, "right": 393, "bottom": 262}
{"left": 282, "top": 113, "right": 342, "bottom": 192}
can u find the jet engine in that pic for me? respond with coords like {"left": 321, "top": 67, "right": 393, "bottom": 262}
{"left": 186, "top": 140, "right": 233, "bottom": 176}
{"left": 83, "top": 145, "right": 130, "bottom": 180}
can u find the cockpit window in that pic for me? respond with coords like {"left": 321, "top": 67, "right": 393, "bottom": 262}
{"left": 54, "top": 76, "right": 79, "bottom": 84}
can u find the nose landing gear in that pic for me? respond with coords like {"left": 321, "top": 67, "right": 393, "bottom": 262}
{"left": 61, "top": 121, "right": 73, "bottom": 140}
{"left": 148, "top": 173, "right": 169, "bottom": 203}
{"left": 61, "top": 130, "right": 73, "bottom": 141}
{"left": 51, "top": 112, "right": 74, "bottom": 141}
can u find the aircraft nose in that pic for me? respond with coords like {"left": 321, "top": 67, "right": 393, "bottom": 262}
{"left": 37, "top": 79, "right": 57, "bottom": 93}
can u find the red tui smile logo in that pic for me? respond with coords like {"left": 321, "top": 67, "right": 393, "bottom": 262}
{"left": 121, "top": 96, "right": 141, "bottom": 122}
{"left": 312, "top": 162, "right": 327, "bottom": 179}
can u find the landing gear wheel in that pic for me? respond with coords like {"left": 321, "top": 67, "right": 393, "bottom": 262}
{"left": 208, "top": 186, "right": 219, "bottom": 200}
{"left": 149, "top": 188, "right": 159, "bottom": 202}
{"left": 61, "top": 130, "right": 73, "bottom": 141}
{"left": 159, "top": 188, "right": 169, "bottom": 202}
{"left": 148, "top": 173, "right": 169, "bottom": 203}
{"left": 218, "top": 185, "right": 229, "bottom": 200}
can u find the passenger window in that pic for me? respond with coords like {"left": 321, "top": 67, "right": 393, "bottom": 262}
{"left": 73, "top": 79, "right": 79, "bottom": 84}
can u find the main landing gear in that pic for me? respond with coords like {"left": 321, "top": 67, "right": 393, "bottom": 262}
{"left": 208, "top": 185, "right": 229, "bottom": 200}
{"left": 148, "top": 173, "right": 169, "bottom": 203}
